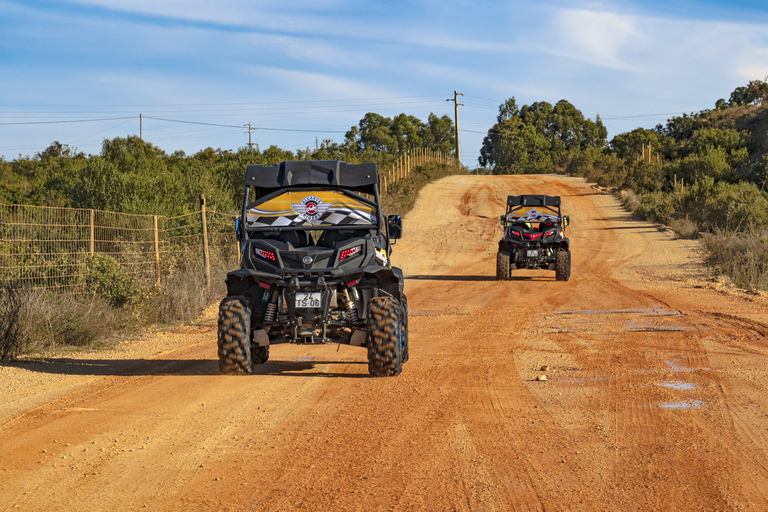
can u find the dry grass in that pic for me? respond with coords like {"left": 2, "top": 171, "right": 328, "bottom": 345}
{"left": 619, "top": 189, "right": 641, "bottom": 212}
{"left": 670, "top": 218, "right": 700, "bottom": 239}
{"left": 699, "top": 228, "right": 768, "bottom": 291}
{"left": 0, "top": 283, "right": 120, "bottom": 359}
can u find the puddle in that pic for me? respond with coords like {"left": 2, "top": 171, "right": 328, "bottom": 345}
{"left": 664, "top": 360, "right": 709, "bottom": 372}
{"left": 659, "top": 381, "right": 696, "bottom": 390}
{"left": 551, "top": 308, "right": 684, "bottom": 317}
{"left": 554, "top": 376, "right": 611, "bottom": 384}
{"left": 660, "top": 400, "right": 703, "bottom": 410}
{"left": 627, "top": 326, "right": 692, "bottom": 332}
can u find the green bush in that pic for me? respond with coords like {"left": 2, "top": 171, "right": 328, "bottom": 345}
{"left": 682, "top": 178, "right": 768, "bottom": 231}
{"left": 636, "top": 191, "right": 676, "bottom": 224}
{"left": 84, "top": 254, "right": 150, "bottom": 308}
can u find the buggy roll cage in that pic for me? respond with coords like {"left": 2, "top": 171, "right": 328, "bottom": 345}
{"left": 501, "top": 195, "right": 569, "bottom": 227}
{"left": 237, "top": 160, "right": 402, "bottom": 242}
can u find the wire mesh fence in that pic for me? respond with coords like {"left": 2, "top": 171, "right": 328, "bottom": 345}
{"left": 0, "top": 202, "right": 237, "bottom": 290}
{"left": 1, "top": 154, "right": 460, "bottom": 291}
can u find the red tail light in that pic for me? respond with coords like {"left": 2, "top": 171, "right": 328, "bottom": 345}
{"left": 339, "top": 245, "right": 362, "bottom": 260}
{"left": 255, "top": 248, "right": 276, "bottom": 262}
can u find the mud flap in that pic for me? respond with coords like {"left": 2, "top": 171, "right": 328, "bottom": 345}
{"left": 350, "top": 329, "right": 367, "bottom": 347}
{"left": 252, "top": 329, "right": 269, "bottom": 346}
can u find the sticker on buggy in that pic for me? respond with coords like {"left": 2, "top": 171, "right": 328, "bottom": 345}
{"left": 292, "top": 196, "right": 331, "bottom": 222}
{"left": 247, "top": 190, "right": 376, "bottom": 227}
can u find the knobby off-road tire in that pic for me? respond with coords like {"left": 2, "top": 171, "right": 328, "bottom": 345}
{"left": 496, "top": 252, "right": 510, "bottom": 281}
{"left": 401, "top": 294, "right": 409, "bottom": 364}
{"left": 217, "top": 296, "right": 253, "bottom": 374}
{"left": 366, "top": 297, "right": 403, "bottom": 377}
{"left": 252, "top": 345, "right": 269, "bottom": 364}
{"left": 555, "top": 250, "right": 571, "bottom": 282}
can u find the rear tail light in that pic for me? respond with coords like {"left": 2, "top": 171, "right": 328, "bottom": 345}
{"left": 339, "top": 245, "right": 362, "bottom": 260}
{"left": 255, "top": 248, "right": 276, "bottom": 262}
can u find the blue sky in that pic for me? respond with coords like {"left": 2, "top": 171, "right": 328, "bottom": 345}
{"left": 2, "top": 0, "right": 768, "bottom": 168}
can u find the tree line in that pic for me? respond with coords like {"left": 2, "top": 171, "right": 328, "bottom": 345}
{"left": 0, "top": 112, "right": 457, "bottom": 217}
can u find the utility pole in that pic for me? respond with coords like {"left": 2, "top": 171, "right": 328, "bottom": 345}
{"left": 446, "top": 91, "right": 464, "bottom": 165}
{"left": 244, "top": 122, "right": 256, "bottom": 153}
{"left": 140, "top": 113, "right": 143, "bottom": 140}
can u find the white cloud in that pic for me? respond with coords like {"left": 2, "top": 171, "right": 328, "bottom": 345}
{"left": 549, "top": 8, "right": 644, "bottom": 71}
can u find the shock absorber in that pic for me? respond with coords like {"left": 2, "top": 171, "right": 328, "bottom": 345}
{"left": 343, "top": 288, "right": 359, "bottom": 325}
{"left": 264, "top": 290, "right": 279, "bottom": 322}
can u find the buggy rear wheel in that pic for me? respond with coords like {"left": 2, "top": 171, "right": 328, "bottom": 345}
{"left": 555, "top": 250, "right": 571, "bottom": 281}
{"left": 401, "top": 294, "right": 409, "bottom": 363}
{"left": 217, "top": 296, "right": 253, "bottom": 374}
{"left": 366, "top": 297, "right": 403, "bottom": 377}
{"left": 496, "top": 252, "right": 510, "bottom": 280}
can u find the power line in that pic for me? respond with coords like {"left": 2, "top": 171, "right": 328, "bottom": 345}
{"left": 0, "top": 95, "right": 447, "bottom": 108}
{"left": 143, "top": 116, "right": 347, "bottom": 133}
{"left": 0, "top": 116, "right": 136, "bottom": 126}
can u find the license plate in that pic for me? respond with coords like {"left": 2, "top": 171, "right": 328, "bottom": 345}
{"left": 295, "top": 292, "right": 321, "bottom": 308}
{"left": 526, "top": 249, "right": 539, "bottom": 258}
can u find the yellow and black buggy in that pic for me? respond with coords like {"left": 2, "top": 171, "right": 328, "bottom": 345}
{"left": 496, "top": 195, "right": 571, "bottom": 281}
{"left": 218, "top": 160, "right": 408, "bottom": 377}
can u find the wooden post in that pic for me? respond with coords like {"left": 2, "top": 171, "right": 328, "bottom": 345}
{"left": 153, "top": 215, "right": 161, "bottom": 284}
{"left": 200, "top": 195, "right": 210, "bottom": 291}
{"left": 88, "top": 209, "right": 95, "bottom": 256}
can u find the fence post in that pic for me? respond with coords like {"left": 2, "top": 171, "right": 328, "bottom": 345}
{"left": 88, "top": 209, "right": 95, "bottom": 256}
{"left": 153, "top": 215, "right": 161, "bottom": 284}
{"left": 200, "top": 195, "right": 210, "bottom": 291}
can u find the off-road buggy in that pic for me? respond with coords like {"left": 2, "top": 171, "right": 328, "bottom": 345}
{"left": 218, "top": 160, "right": 408, "bottom": 377}
{"left": 496, "top": 195, "right": 571, "bottom": 281}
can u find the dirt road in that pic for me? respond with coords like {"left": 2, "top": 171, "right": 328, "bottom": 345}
{"left": 2, "top": 175, "right": 768, "bottom": 511}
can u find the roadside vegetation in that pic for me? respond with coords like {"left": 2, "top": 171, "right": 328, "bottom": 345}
{"left": 477, "top": 80, "right": 768, "bottom": 292}
{"left": 0, "top": 111, "right": 463, "bottom": 359}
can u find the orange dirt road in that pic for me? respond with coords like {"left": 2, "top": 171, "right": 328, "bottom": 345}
{"left": 2, "top": 175, "right": 768, "bottom": 511}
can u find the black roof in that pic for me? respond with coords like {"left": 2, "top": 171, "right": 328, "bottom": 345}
{"left": 245, "top": 161, "right": 378, "bottom": 194}
{"left": 507, "top": 195, "right": 561, "bottom": 207}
